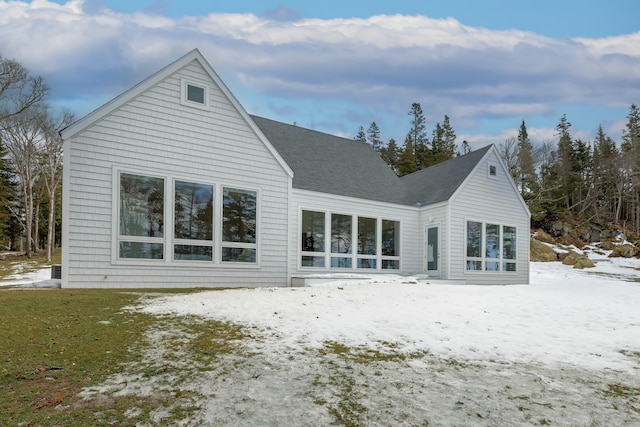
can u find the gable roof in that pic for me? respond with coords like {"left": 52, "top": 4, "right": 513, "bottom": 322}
{"left": 251, "top": 115, "right": 495, "bottom": 207}
{"left": 61, "top": 49, "right": 293, "bottom": 178}
{"left": 401, "top": 145, "right": 493, "bottom": 206}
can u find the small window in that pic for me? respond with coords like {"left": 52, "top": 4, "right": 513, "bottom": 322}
{"left": 489, "top": 165, "right": 497, "bottom": 176}
{"left": 181, "top": 79, "right": 209, "bottom": 109}
{"left": 187, "top": 84, "right": 205, "bottom": 104}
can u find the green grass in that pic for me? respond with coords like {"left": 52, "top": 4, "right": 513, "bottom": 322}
{"left": 0, "top": 288, "right": 245, "bottom": 426}
{"left": 0, "top": 248, "right": 62, "bottom": 282}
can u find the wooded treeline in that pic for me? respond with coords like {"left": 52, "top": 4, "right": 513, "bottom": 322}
{"left": 358, "top": 103, "right": 640, "bottom": 236}
{"left": 0, "top": 54, "right": 73, "bottom": 260}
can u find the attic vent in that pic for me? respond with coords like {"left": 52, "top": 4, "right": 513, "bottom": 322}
{"left": 489, "top": 165, "right": 497, "bottom": 177}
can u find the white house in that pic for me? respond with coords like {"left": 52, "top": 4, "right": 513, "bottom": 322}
{"left": 61, "top": 49, "right": 530, "bottom": 288}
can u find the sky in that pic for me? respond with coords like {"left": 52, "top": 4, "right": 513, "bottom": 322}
{"left": 1, "top": 0, "right": 639, "bottom": 150}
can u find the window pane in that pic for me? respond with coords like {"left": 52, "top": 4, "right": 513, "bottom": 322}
{"left": 223, "top": 188, "right": 257, "bottom": 243}
{"left": 119, "top": 242, "right": 163, "bottom": 259}
{"left": 331, "top": 257, "right": 352, "bottom": 268}
{"left": 486, "top": 223, "right": 500, "bottom": 258}
{"left": 504, "top": 262, "right": 517, "bottom": 272}
{"left": 174, "top": 181, "right": 213, "bottom": 240}
{"left": 358, "top": 217, "right": 377, "bottom": 255}
{"left": 382, "top": 220, "right": 399, "bottom": 256}
{"left": 503, "top": 226, "right": 516, "bottom": 260}
{"left": 466, "top": 260, "right": 482, "bottom": 271}
{"left": 187, "top": 84, "right": 205, "bottom": 104}
{"left": 174, "top": 244, "right": 212, "bottom": 261}
{"left": 302, "top": 255, "right": 325, "bottom": 267}
{"left": 466, "top": 221, "right": 482, "bottom": 257}
{"left": 486, "top": 261, "right": 500, "bottom": 271}
{"left": 221, "top": 247, "right": 256, "bottom": 263}
{"left": 331, "top": 214, "right": 352, "bottom": 254}
{"left": 301, "top": 210, "right": 325, "bottom": 252}
{"left": 120, "top": 173, "right": 164, "bottom": 237}
{"left": 382, "top": 259, "right": 399, "bottom": 270}
{"left": 357, "top": 258, "right": 377, "bottom": 269}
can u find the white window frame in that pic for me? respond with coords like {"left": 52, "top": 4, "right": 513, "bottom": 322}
{"left": 180, "top": 78, "right": 210, "bottom": 110}
{"left": 298, "top": 208, "right": 401, "bottom": 271}
{"left": 464, "top": 219, "right": 517, "bottom": 274}
{"left": 112, "top": 167, "right": 260, "bottom": 267}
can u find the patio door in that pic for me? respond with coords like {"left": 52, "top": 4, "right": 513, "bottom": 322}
{"left": 426, "top": 225, "right": 440, "bottom": 277}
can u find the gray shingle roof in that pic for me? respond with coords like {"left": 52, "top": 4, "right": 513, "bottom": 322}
{"left": 251, "top": 115, "right": 491, "bottom": 207}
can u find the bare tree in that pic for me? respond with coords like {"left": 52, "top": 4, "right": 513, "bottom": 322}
{"left": 0, "top": 56, "right": 48, "bottom": 122}
{"left": 1, "top": 109, "right": 45, "bottom": 257}
{"left": 38, "top": 108, "right": 74, "bottom": 262}
{"left": 498, "top": 136, "right": 518, "bottom": 182}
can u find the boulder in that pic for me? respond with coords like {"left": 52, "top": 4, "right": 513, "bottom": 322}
{"left": 608, "top": 244, "right": 637, "bottom": 258}
{"left": 530, "top": 239, "right": 558, "bottom": 262}
{"left": 573, "top": 257, "right": 596, "bottom": 269}
{"left": 561, "top": 251, "right": 595, "bottom": 268}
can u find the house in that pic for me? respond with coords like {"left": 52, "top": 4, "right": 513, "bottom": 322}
{"left": 60, "top": 49, "right": 530, "bottom": 288}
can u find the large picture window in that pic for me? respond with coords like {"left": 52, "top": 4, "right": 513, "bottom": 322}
{"left": 174, "top": 180, "right": 213, "bottom": 261}
{"left": 222, "top": 188, "right": 257, "bottom": 263}
{"left": 465, "top": 220, "right": 517, "bottom": 272}
{"left": 116, "top": 170, "right": 258, "bottom": 265}
{"left": 119, "top": 173, "right": 165, "bottom": 259}
{"left": 300, "top": 209, "right": 400, "bottom": 271}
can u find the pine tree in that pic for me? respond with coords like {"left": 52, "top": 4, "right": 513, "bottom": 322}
{"left": 366, "top": 122, "right": 383, "bottom": 152}
{"left": 397, "top": 135, "right": 418, "bottom": 176}
{"left": 379, "top": 138, "right": 400, "bottom": 173}
{"left": 354, "top": 126, "right": 366, "bottom": 143}
{"left": 429, "top": 115, "right": 456, "bottom": 166}
{"left": 516, "top": 120, "right": 536, "bottom": 200}
{"left": 407, "top": 103, "right": 429, "bottom": 169}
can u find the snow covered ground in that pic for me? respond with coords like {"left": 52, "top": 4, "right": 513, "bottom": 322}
{"left": 77, "top": 255, "right": 640, "bottom": 426}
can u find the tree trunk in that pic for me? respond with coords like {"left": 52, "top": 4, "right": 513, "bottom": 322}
{"left": 46, "top": 192, "right": 55, "bottom": 263}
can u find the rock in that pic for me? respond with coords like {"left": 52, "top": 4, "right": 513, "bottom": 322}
{"left": 530, "top": 239, "right": 558, "bottom": 262}
{"left": 573, "top": 258, "right": 596, "bottom": 269}
{"left": 609, "top": 244, "right": 637, "bottom": 258}
{"left": 561, "top": 251, "right": 595, "bottom": 268}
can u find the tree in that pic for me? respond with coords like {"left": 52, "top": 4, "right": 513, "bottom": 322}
{"left": 592, "top": 125, "right": 622, "bottom": 222}
{"left": 458, "top": 140, "right": 471, "bottom": 156}
{"left": 0, "top": 137, "right": 17, "bottom": 249}
{"left": 407, "top": 103, "right": 429, "bottom": 168}
{"left": 429, "top": 115, "right": 456, "bottom": 166}
{"left": 354, "top": 126, "right": 366, "bottom": 143}
{"left": 39, "top": 107, "right": 74, "bottom": 262}
{"left": 516, "top": 120, "right": 536, "bottom": 200}
{"left": 1, "top": 108, "right": 44, "bottom": 257}
{"left": 499, "top": 136, "right": 518, "bottom": 181}
{"left": 0, "top": 55, "right": 48, "bottom": 122}
{"left": 366, "top": 121, "right": 383, "bottom": 152}
{"left": 396, "top": 135, "right": 418, "bottom": 176}
{"left": 379, "top": 138, "right": 400, "bottom": 173}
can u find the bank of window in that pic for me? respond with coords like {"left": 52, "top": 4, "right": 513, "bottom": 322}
{"left": 466, "top": 220, "right": 517, "bottom": 272}
{"left": 300, "top": 210, "right": 400, "bottom": 270}
{"left": 117, "top": 171, "right": 258, "bottom": 264}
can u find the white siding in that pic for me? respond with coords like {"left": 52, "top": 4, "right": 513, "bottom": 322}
{"left": 448, "top": 150, "right": 530, "bottom": 285}
{"left": 63, "top": 59, "right": 291, "bottom": 288}
{"left": 290, "top": 189, "right": 422, "bottom": 278}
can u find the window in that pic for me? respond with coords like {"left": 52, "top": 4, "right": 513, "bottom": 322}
{"left": 381, "top": 220, "right": 400, "bottom": 269}
{"left": 119, "top": 173, "right": 165, "bottom": 259}
{"left": 331, "top": 214, "right": 352, "bottom": 268}
{"left": 301, "top": 210, "right": 325, "bottom": 267}
{"left": 181, "top": 79, "right": 209, "bottom": 109}
{"left": 299, "top": 210, "right": 400, "bottom": 270}
{"left": 222, "top": 188, "right": 257, "bottom": 263}
{"left": 489, "top": 164, "right": 497, "bottom": 176}
{"left": 174, "top": 180, "right": 213, "bottom": 261}
{"left": 465, "top": 220, "right": 517, "bottom": 272}
{"left": 116, "top": 170, "right": 258, "bottom": 265}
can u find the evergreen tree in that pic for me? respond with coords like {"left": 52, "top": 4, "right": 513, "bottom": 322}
{"left": 396, "top": 135, "right": 418, "bottom": 176}
{"left": 592, "top": 125, "right": 622, "bottom": 222}
{"left": 0, "top": 139, "right": 17, "bottom": 249}
{"left": 407, "top": 103, "right": 429, "bottom": 168}
{"left": 366, "top": 121, "right": 383, "bottom": 152}
{"left": 516, "top": 120, "right": 537, "bottom": 200}
{"left": 354, "top": 126, "right": 366, "bottom": 143}
{"left": 429, "top": 115, "right": 456, "bottom": 166}
{"left": 379, "top": 138, "right": 400, "bottom": 173}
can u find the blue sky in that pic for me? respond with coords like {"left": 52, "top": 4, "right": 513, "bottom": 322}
{"left": 1, "top": 0, "right": 639, "bottom": 150}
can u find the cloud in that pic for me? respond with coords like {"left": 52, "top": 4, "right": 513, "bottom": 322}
{"left": 0, "top": 0, "right": 637, "bottom": 143}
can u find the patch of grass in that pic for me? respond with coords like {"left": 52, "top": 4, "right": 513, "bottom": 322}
{"left": 0, "top": 287, "right": 245, "bottom": 426}
{"left": 318, "top": 340, "right": 428, "bottom": 364}
{"left": 0, "top": 248, "right": 61, "bottom": 281}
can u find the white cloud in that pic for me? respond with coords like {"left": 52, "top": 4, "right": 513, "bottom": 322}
{"left": 0, "top": 0, "right": 637, "bottom": 143}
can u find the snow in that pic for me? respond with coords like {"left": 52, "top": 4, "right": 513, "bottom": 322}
{"left": 0, "top": 260, "right": 59, "bottom": 288}
{"left": 100, "top": 257, "right": 640, "bottom": 426}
